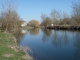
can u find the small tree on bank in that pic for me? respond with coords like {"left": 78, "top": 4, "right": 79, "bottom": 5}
{"left": 28, "top": 20, "right": 40, "bottom": 28}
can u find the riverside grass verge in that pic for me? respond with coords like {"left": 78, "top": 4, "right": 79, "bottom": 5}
{"left": 0, "top": 32, "right": 33, "bottom": 60}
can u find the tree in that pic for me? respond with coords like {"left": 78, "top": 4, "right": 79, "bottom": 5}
{"left": 71, "top": 0, "right": 80, "bottom": 25}
{"left": 50, "top": 9, "right": 61, "bottom": 25}
{"left": 41, "top": 13, "right": 52, "bottom": 26}
{"left": 0, "top": 0, "right": 21, "bottom": 31}
{"left": 60, "top": 12, "right": 70, "bottom": 25}
{"left": 41, "top": 17, "right": 52, "bottom": 26}
{"left": 28, "top": 20, "right": 40, "bottom": 28}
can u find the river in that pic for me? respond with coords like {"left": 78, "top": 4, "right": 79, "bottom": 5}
{"left": 18, "top": 28, "right": 80, "bottom": 60}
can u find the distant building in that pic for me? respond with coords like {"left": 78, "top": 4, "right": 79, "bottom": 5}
{"left": 50, "top": 23, "right": 54, "bottom": 26}
{"left": 21, "top": 21, "right": 27, "bottom": 27}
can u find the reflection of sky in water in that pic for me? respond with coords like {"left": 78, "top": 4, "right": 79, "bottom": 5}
{"left": 19, "top": 29, "right": 80, "bottom": 60}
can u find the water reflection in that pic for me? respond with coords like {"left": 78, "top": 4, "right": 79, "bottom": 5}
{"left": 29, "top": 28, "right": 39, "bottom": 35}
{"left": 63, "top": 31, "right": 69, "bottom": 45}
{"left": 10, "top": 29, "right": 27, "bottom": 43}
{"left": 51, "top": 30, "right": 61, "bottom": 47}
{"left": 42, "top": 29, "right": 52, "bottom": 36}
{"left": 21, "top": 30, "right": 27, "bottom": 34}
{"left": 18, "top": 29, "right": 80, "bottom": 60}
{"left": 41, "top": 29, "right": 52, "bottom": 42}
{"left": 41, "top": 29, "right": 69, "bottom": 46}
{"left": 51, "top": 30, "right": 69, "bottom": 47}
{"left": 73, "top": 32, "right": 80, "bottom": 60}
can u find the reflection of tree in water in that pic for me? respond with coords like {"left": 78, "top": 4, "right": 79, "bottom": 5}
{"left": 51, "top": 30, "right": 69, "bottom": 47}
{"left": 51, "top": 30, "right": 61, "bottom": 47}
{"left": 74, "top": 32, "right": 80, "bottom": 60}
{"left": 41, "top": 29, "right": 52, "bottom": 42}
{"left": 63, "top": 31, "right": 69, "bottom": 45}
{"left": 29, "top": 28, "right": 39, "bottom": 35}
{"left": 10, "top": 29, "right": 27, "bottom": 43}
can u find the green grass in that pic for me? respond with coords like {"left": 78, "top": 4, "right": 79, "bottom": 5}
{"left": 0, "top": 32, "right": 29, "bottom": 60}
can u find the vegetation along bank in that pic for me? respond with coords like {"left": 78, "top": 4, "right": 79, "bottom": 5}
{"left": 0, "top": 32, "right": 33, "bottom": 60}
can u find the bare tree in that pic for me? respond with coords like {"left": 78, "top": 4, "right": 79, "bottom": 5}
{"left": 41, "top": 13, "right": 48, "bottom": 21}
{"left": 0, "top": 0, "right": 21, "bottom": 32}
{"left": 71, "top": 0, "right": 80, "bottom": 25}
{"left": 41, "top": 13, "right": 52, "bottom": 26}
{"left": 60, "top": 12, "right": 70, "bottom": 25}
{"left": 41, "top": 17, "right": 52, "bottom": 26}
{"left": 50, "top": 9, "right": 61, "bottom": 25}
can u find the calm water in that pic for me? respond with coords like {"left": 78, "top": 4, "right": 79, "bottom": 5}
{"left": 18, "top": 28, "right": 80, "bottom": 60}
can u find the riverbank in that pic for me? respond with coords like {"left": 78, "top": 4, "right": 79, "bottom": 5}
{"left": 46, "top": 25, "right": 80, "bottom": 30}
{"left": 0, "top": 32, "right": 33, "bottom": 60}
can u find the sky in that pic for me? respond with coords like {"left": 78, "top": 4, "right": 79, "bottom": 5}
{"left": 0, "top": 0, "right": 75, "bottom": 23}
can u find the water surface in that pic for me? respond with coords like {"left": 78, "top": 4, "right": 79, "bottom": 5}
{"left": 19, "top": 29, "right": 80, "bottom": 60}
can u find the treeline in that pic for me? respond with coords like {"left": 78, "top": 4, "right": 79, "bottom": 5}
{"left": 0, "top": 0, "right": 80, "bottom": 31}
{"left": 40, "top": 0, "right": 80, "bottom": 27}
{"left": 0, "top": 0, "right": 23, "bottom": 32}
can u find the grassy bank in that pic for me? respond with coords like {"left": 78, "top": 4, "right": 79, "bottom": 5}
{"left": 0, "top": 32, "right": 33, "bottom": 60}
